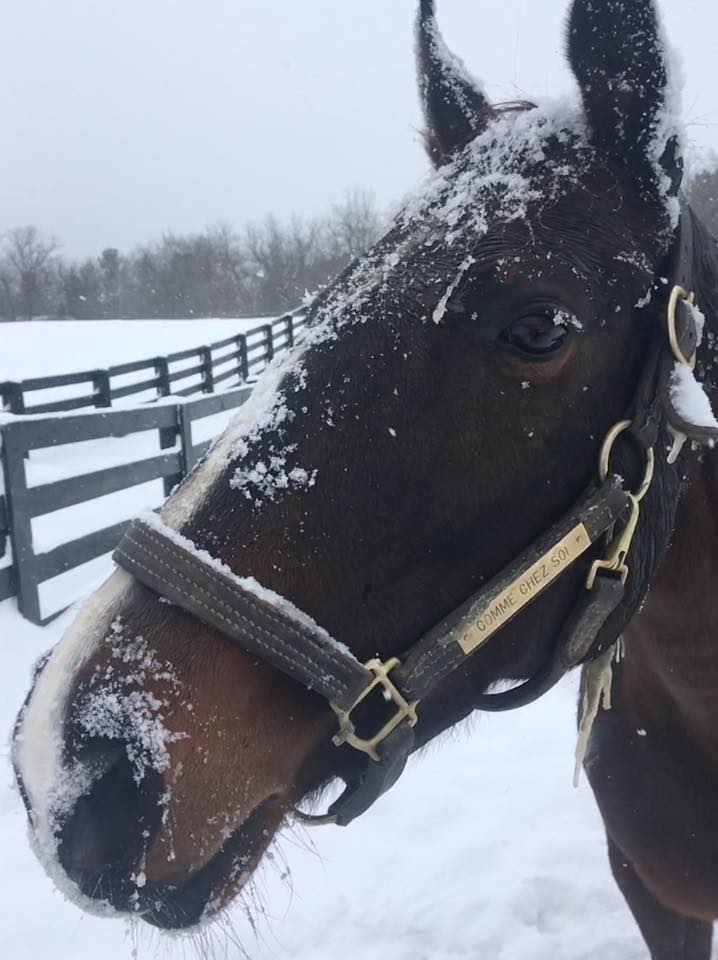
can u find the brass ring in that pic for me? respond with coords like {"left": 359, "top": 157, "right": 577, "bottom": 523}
{"left": 668, "top": 285, "right": 697, "bottom": 369}
{"left": 599, "top": 420, "right": 655, "bottom": 503}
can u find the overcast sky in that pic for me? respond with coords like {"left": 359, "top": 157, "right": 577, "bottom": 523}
{"left": 3, "top": 0, "right": 717, "bottom": 259}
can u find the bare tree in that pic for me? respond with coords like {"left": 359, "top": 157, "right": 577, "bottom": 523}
{"left": 0, "top": 260, "right": 18, "bottom": 321}
{"left": 98, "top": 248, "right": 122, "bottom": 318}
{"left": 206, "top": 222, "right": 255, "bottom": 314}
{"left": 325, "top": 187, "right": 382, "bottom": 261}
{"left": 3, "top": 226, "right": 58, "bottom": 320}
{"left": 244, "top": 191, "right": 382, "bottom": 313}
{"left": 245, "top": 215, "right": 315, "bottom": 312}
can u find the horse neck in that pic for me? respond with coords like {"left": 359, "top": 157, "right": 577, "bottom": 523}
{"left": 624, "top": 213, "right": 718, "bottom": 724}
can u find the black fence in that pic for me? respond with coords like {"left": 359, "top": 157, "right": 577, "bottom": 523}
{"left": 0, "top": 310, "right": 308, "bottom": 624}
{"left": 0, "top": 389, "right": 250, "bottom": 624}
{"left": 0, "top": 311, "right": 305, "bottom": 415}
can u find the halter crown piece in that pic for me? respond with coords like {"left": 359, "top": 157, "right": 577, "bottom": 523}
{"left": 114, "top": 200, "right": 718, "bottom": 827}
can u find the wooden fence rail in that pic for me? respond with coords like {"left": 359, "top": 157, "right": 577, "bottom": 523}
{"left": 0, "top": 309, "right": 308, "bottom": 623}
{"left": 0, "top": 387, "right": 251, "bottom": 624}
{"left": 0, "top": 310, "right": 305, "bottom": 415}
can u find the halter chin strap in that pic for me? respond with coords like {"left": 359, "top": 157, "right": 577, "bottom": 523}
{"left": 113, "top": 200, "right": 718, "bottom": 827}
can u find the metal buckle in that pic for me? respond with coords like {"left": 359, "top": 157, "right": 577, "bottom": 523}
{"left": 587, "top": 494, "right": 640, "bottom": 589}
{"left": 330, "top": 658, "right": 418, "bottom": 762}
{"left": 668, "top": 285, "right": 697, "bottom": 369}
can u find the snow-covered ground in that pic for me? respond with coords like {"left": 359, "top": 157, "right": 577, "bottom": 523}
{"left": 0, "top": 320, "right": 675, "bottom": 959}
{"left": 0, "top": 319, "right": 269, "bottom": 382}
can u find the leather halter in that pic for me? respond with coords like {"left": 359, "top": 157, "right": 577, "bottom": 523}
{"left": 114, "top": 200, "right": 717, "bottom": 827}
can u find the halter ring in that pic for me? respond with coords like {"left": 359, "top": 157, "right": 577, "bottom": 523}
{"left": 668, "top": 285, "right": 697, "bottom": 369}
{"left": 599, "top": 420, "right": 655, "bottom": 503}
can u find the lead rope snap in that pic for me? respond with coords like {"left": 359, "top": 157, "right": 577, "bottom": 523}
{"left": 587, "top": 420, "right": 655, "bottom": 592}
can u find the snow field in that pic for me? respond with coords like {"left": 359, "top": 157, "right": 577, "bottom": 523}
{"left": 0, "top": 319, "right": 267, "bottom": 383}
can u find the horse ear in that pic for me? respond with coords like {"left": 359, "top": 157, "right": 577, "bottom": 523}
{"left": 417, "top": 0, "right": 493, "bottom": 167}
{"left": 567, "top": 0, "right": 683, "bottom": 200}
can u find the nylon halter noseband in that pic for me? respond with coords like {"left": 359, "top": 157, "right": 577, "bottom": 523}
{"left": 114, "top": 201, "right": 716, "bottom": 827}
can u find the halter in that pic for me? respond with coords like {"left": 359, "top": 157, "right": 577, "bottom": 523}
{"left": 114, "top": 201, "right": 717, "bottom": 827}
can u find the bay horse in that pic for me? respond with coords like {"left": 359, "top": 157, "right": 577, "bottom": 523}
{"left": 12, "top": 1, "right": 718, "bottom": 957}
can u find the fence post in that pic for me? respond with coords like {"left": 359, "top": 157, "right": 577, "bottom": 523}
{"left": 263, "top": 324, "right": 274, "bottom": 364}
{"left": 155, "top": 357, "right": 171, "bottom": 398}
{"left": 285, "top": 314, "right": 295, "bottom": 347}
{"left": 178, "top": 403, "right": 196, "bottom": 477}
{"left": 93, "top": 370, "right": 112, "bottom": 408}
{"left": 3, "top": 382, "right": 25, "bottom": 414}
{"left": 237, "top": 335, "right": 249, "bottom": 382}
{"left": 1, "top": 424, "right": 42, "bottom": 624}
{"left": 0, "top": 495, "right": 7, "bottom": 560}
{"left": 155, "top": 357, "right": 177, "bottom": 494}
{"left": 200, "top": 347, "right": 214, "bottom": 394}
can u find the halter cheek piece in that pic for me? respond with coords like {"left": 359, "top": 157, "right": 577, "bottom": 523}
{"left": 114, "top": 201, "right": 717, "bottom": 827}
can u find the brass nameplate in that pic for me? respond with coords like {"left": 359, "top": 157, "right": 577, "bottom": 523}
{"left": 458, "top": 522, "right": 592, "bottom": 655}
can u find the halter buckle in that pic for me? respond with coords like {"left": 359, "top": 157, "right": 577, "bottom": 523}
{"left": 331, "top": 658, "right": 418, "bottom": 762}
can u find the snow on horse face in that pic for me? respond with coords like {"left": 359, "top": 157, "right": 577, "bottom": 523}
{"left": 12, "top": 0, "right": 693, "bottom": 936}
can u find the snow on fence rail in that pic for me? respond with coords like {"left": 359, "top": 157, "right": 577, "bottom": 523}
{"left": 0, "top": 310, "right": 305, "bottom": 415}
{"left": 0, "top": 310, "right": 307, "bottom": 624}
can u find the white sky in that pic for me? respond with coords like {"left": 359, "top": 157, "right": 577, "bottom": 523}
{"left": 3, "top": 0, "right": 717, "bottom": 259}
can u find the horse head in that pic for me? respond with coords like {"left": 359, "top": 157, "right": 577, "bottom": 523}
{"left": 14, "top": 0, "right": 717, "bottom": 932}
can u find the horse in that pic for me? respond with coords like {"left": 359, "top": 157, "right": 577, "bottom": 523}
{"left": 12, "top": 1, "right": 718, "bottom": 957}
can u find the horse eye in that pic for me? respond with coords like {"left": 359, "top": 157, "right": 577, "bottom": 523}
{"left": 501, "top": 310, "right": 574, "bottom": 358}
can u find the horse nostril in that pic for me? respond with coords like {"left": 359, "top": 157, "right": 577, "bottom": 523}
{"left": 57, "top": 738, "right": 163, "bottom": 900}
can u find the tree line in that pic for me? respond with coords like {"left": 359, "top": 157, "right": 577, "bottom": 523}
{"left": 0, "top": 188, "right": 381, "bottom": 321}
{"left": 3, "top": 166, "right": 718, "bottom": 323}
